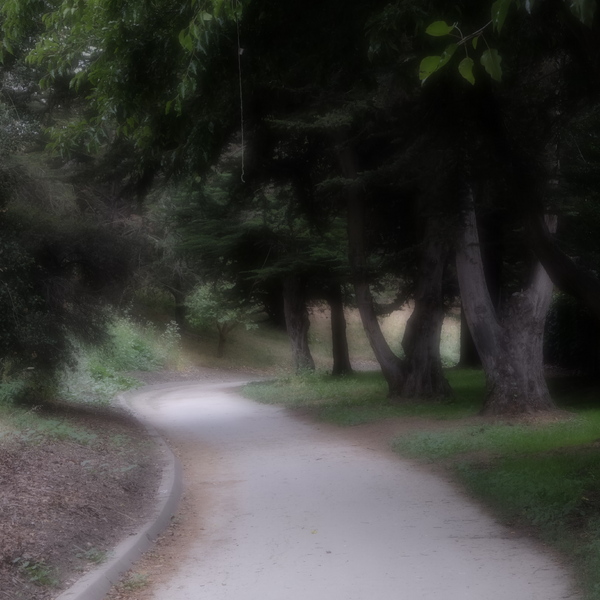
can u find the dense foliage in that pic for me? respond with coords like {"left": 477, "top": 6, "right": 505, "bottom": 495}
{"left": 1, "top": 0, "right": 600, "bottom": 410}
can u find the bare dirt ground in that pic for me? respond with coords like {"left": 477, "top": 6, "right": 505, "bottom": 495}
{"left": 0, "top": 403, "right": 161, "bottom": 600}
{"left": 0, "top": 366, "right": 260, "bottom": 600}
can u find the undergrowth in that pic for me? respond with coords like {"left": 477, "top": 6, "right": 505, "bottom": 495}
{"left": 0, "top": 313, "right": 182, "bottom": 444}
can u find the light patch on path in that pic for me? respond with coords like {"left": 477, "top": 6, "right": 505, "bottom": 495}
{"left": 128, "top": 380, "right": 580, "bottom": 600}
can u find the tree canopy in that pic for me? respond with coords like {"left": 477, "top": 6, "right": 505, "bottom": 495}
{"left": 2, "top": 0, "right": 600, "bottom": 413}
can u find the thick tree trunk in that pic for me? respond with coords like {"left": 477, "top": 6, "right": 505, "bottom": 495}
{"left": 482, "top": 296, "right": 553, "bottom": 415}
{"left": 338, "top": 143, "right": 404, "bottom": 395}
{"left": 401, "top": 231, "right": 452, "bottom": 398}
{"left": 282, "top": 276, "right": 315, "bottom": 372}
{"left": 326, "top": 285, "right": 353, "bottom": 376}
{"left": 456, "top": 198, "right": 555, "bottom": 415}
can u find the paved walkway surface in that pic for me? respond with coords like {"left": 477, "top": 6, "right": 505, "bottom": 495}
{"left": 128, "top": 380, "right": 580, "bottom": 600}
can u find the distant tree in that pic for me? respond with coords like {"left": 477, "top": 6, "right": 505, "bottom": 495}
{"left": 186, "top": 281, "right": 257, "bottom": 357}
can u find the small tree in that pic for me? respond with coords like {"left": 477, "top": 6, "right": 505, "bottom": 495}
{"left": 186, "top": 282, "right": 257, "bottom": 357}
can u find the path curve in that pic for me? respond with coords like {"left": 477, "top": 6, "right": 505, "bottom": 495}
{"left": 128, "top": 379, "right": 580, "bottom": 600}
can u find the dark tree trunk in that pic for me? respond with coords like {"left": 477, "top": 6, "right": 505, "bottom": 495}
{"left": 529, "top": 211, "right": 600, "bottom": 323}
{"left": 263, "top": 283, "right": 287, "bottom": 329}
{"left": 216, "top": 324, "right": 227, "bottom": 358}
{"left": 282, "top": 276, "right": 315, "bottom": 372}
{"left": 339, "top": 143, "right": 404, "bottom": 396}
{"left": 459, "top": 307, "right": 481, "bottom": 367}
{"left": 401, "top": 229, "right": 452, "bottom": 398}
{"left": 339, "top": 140, "right": 453, "bottom": 398}
{"left": 456, "top": 197, "right": 556, "bottom": 415}
{"left": 326, "top": 285, "right": 353, "bottom": 376}
{"left": 482, "top": 297, "right": 553, "bottom": 415}
{"left": 172, "top": 289, "right": 187, "bottom": 330}
{"left": 167, "top": 270, "right": 189, "bottom": 330}
{"left": 457, "top": 211, "right": 503, "bottom": 368}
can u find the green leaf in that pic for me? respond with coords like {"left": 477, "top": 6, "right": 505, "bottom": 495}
{"left": 569, "top": 0, "right": 596, "bottom": 26}
{"left": 201, "top": 11, "right": 213, "bottom": 21}
{"left": 439, "top": 43, "right": 458, "bottom": 67}
{"left": 419, "top": 55, "right": 442, "bottom": 82}
{"left": 425, "top": 21, "right": 455, "bottom": 36}
{"left": 458, "top": 57, "right": 475, "bottom": 85}
{"left": 480, "top": 48, "right": 503, "bottom": 82}
{"left": 472, "top": 36, "right": 479, "bottom": 49}
{"left": 491, "top": 0, "right": 513, "bottom": 33}
{"left": 178, "top": 29, "right": 193, "bottom": 52}
{"left": 419, "top": 44, "right": 457, "bottom": 83}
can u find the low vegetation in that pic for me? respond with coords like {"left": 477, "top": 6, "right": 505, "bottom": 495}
{"left": 243, "top": 369, "right": 600, "bottom": 599}
{"left": 0, "top": 313, "right": 182, "bottom": 600}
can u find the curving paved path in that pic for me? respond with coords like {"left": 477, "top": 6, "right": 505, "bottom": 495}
{"left": 129, "top": 380, "right": 580, "bottom": 600}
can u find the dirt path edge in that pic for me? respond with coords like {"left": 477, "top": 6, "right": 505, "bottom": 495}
{"left": 53, "top": 389, "right": 182, "bottom": 600}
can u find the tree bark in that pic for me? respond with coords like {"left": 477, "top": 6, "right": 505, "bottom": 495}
{"left": 456, "top": 196, "right": 556, "bottom": 415}
{"left": 326, "top": 285, "right": 353, "bottom": 376}
{"left": 338, "top": 142, "right": 404, "bottom": 395}
{"left": 282, "top": 276, "right": 315, "bottom": 372}
{"left": 401, "top": 229, "right": 452, "bottom": 399}
{"left": 458, "top": 211, "right": 503, "bottom": 368}
{"left": 529, "top": 212, "right": 600, "bottom": 323}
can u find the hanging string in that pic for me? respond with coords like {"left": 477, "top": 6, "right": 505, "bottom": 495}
{"left": 234, "top": 0, "right": 245, "bottom": 183}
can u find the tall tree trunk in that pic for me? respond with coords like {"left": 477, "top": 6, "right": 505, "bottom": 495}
{"left": 326, "top": 285, "right": 353, "bottom": 376}
{"left": 458, "top": 211, "right": 503, "bottom": 368}
{"left": 171, "top": 288, "right": 187, "bottom": 330}
{"left": 401, "top": 228, "right": 452, "bottom": 398}
{"left": 168, "top": 271, "right": 188, "bottom": 330}
{"left": 459, "top": 307, "right": 481, "bottom": 367}
{"left": 338, "top": 142, "right": 404, "bottom": 396}
{"left": 216, "top": 323, "right": 227, "bottom": 358}
{"left": 456, "top": 195, "right": 556, "bottom": 415}
{"left": 282, "top": 276, "right": 315, "bottom": 372}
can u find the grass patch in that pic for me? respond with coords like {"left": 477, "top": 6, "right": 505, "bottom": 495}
{"left": 243, "top": 368, "right": 485, "bottom": 425}
{"left": 13, "top": 557, "right": 59, "bottom": 588}
{"left": 392, "top": 414, "right": 600, "bottom": 460}
{"left": 388, "top": 375, "right": 600, "bottom": 599}
{"left": 454, "top": 449, "right": 600, "bottom": 599}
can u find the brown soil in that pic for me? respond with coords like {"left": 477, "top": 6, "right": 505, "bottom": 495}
{"left": 0, "top": 402, "right": 161, "bottom": 600}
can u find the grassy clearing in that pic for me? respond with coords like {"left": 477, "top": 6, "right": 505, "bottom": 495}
{"left": 393, "top": 412, "right": 600, "bottom": 460}
{"left": 244, "top": 366, "right": 600, "bottom": 599}
{"left": 244, "top": 368, "right": 484, "bottom": 425}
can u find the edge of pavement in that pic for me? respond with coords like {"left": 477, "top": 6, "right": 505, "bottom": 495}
{"left": 54, "top": 387, "right": 183, "bottom": 600}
